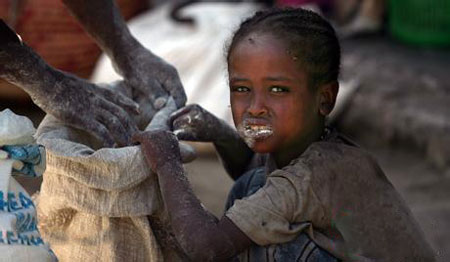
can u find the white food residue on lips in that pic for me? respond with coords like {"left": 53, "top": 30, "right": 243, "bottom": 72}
{"left": 237, "top": 120, "right": 273, "bottom": 148}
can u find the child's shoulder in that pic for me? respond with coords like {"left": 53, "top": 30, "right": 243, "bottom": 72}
{"left": 284, "top": 130, "right": 386, "bottom": 185}
{"left": 279, "top": 130, "right": 395, "bottom": 212}
{"left": 303, "top": 131, "right": 375, "bottom": 165}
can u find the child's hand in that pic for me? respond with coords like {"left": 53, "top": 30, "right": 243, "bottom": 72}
{"left": 169, "top": 104, "right": 227, "bottom": 142}
{"left": 132, "top": 130, "right": 181, "bottom": 172}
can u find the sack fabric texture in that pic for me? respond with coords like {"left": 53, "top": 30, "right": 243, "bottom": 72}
{"left": 35, "top": 85, "right": 185, "bottom": 261}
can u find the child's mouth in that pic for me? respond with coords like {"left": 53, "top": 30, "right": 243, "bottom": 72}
{"left": 237, "top": 120, "right": 273, "bottom": 148}
{"left": 244, "top": 125, "right": 273, "bottom": 138}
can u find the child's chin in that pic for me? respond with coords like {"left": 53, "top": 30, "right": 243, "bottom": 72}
{"left": 251, "top": 141, "right": 275, "bottom": 154}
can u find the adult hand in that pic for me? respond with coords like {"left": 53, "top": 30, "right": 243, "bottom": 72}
{"left": 0, "top": 20, "right": 139, "bottom": 148}
{"left": 42, "top": 75, "right": 140, "bottom": 148}
{"left": 58, "top": 0, "right": 187, "bottom": 110}
{"left": 169, "top": 104, "right": 227, "bottom": 142}
{"left": 132, "top": 130, "right": 181, "bottom": 172}
{"left": 121, "top": 45, "right": 187, "bottom": 110}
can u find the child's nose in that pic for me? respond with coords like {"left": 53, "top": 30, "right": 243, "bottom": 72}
{"left": 247, "top": 94, "right": 268, "bottom": 117}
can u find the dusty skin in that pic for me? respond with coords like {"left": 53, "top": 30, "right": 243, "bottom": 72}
{"left": 1, "top": 0, "right": 188, "bottom": 146}
{"left": 61, "top": 0, "right": 187, "bottom": 109}
{"left": 169, "top": 104, "right": 254, "bottom": 179}
{"left": 0, "top": 28, "right": 139, "bottom": 147}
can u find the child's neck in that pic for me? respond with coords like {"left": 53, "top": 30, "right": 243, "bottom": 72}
{"left": 272, "top": 124, "right": 325, "bottom": 168}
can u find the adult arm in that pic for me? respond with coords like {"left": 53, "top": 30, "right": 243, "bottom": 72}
{"left": 0, "top": 20, "right": 138, "bottom": 147}
{"left": 169, "top": 104, "right": 254, "bottom": 180}
{"left": 62, "top": 0, "right": 187, "bottom": 109}
{"left": 133, "top": 130, "right": 253, "bottom": 261}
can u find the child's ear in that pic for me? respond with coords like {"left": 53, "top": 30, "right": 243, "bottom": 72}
{"left": 318, "top": 81, "right": 339, "bottom": 116}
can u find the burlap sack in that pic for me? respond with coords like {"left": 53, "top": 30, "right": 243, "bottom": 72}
{"left": 34, "top": 92, "right": 189, "bottom": 261}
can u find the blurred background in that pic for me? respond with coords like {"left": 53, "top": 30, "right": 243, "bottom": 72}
{"left": 1, "top": 0, "right": 449, "bottom": 260}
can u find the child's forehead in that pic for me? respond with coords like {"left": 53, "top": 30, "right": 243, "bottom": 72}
{"left": 230, "top": 33, "right": 305, "bottom": 70}
{"left": 238, "top": 32, "right": 284, "bottom": 47}
{"left": 232, "top": 33, "right": 291, "bottom": 58}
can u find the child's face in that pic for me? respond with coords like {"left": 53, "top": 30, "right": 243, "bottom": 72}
{"left": 228, "top": 33, "right": 322, "bottom": 157}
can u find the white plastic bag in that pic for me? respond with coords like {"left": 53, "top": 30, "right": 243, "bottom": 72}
{"left": 0, "top": 109, "right": 55, "bottom": 262}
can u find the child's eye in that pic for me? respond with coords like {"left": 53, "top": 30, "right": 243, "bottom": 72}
{"left": 270, "top": 86, "right": 289, "bottom": 93}
{"left": 231, "top": 86, "right": 250, "bottom": 93}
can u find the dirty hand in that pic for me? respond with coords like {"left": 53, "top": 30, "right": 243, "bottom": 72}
{"left": 120, "top": 45, "right": 187, "bottom": 110}
{"left": 44, "top": 75, "right": 140, "bottom": 147}
{"left": 0, "top": 21, "right": 140, "bottom": 148}
{"left": 169, "top": 104, "right": 227, "bottom": 142}
{"left": 1, "top": 50, "right": 139, "bottom": 148}
{"left": 133, "top": 130, "right": 181, "bottom": 172}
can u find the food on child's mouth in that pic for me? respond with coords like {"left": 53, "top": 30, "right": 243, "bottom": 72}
{"left": 243, "top": 125, "right": 273, "bottom": 138}
{"left": 237, "top": 121, "right": 273, "bottom": 148}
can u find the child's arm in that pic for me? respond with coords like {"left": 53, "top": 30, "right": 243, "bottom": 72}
{"left": 133, "top": 130, "right": 253, "bottom": 261}
{"left": 169, "top": 104, "right": 254, "bottom": 179}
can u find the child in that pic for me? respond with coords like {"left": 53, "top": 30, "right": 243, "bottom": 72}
{"left": 133, "top": 8, "right": 435, "bottom": 261}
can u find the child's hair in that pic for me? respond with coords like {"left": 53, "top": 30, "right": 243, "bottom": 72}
{"left": 227, "top": 7, "right": 340, "bottom": 89}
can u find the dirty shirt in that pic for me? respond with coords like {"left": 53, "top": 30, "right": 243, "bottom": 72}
{"left": 225, "top": 131, "right": 436, "bottom": 262}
